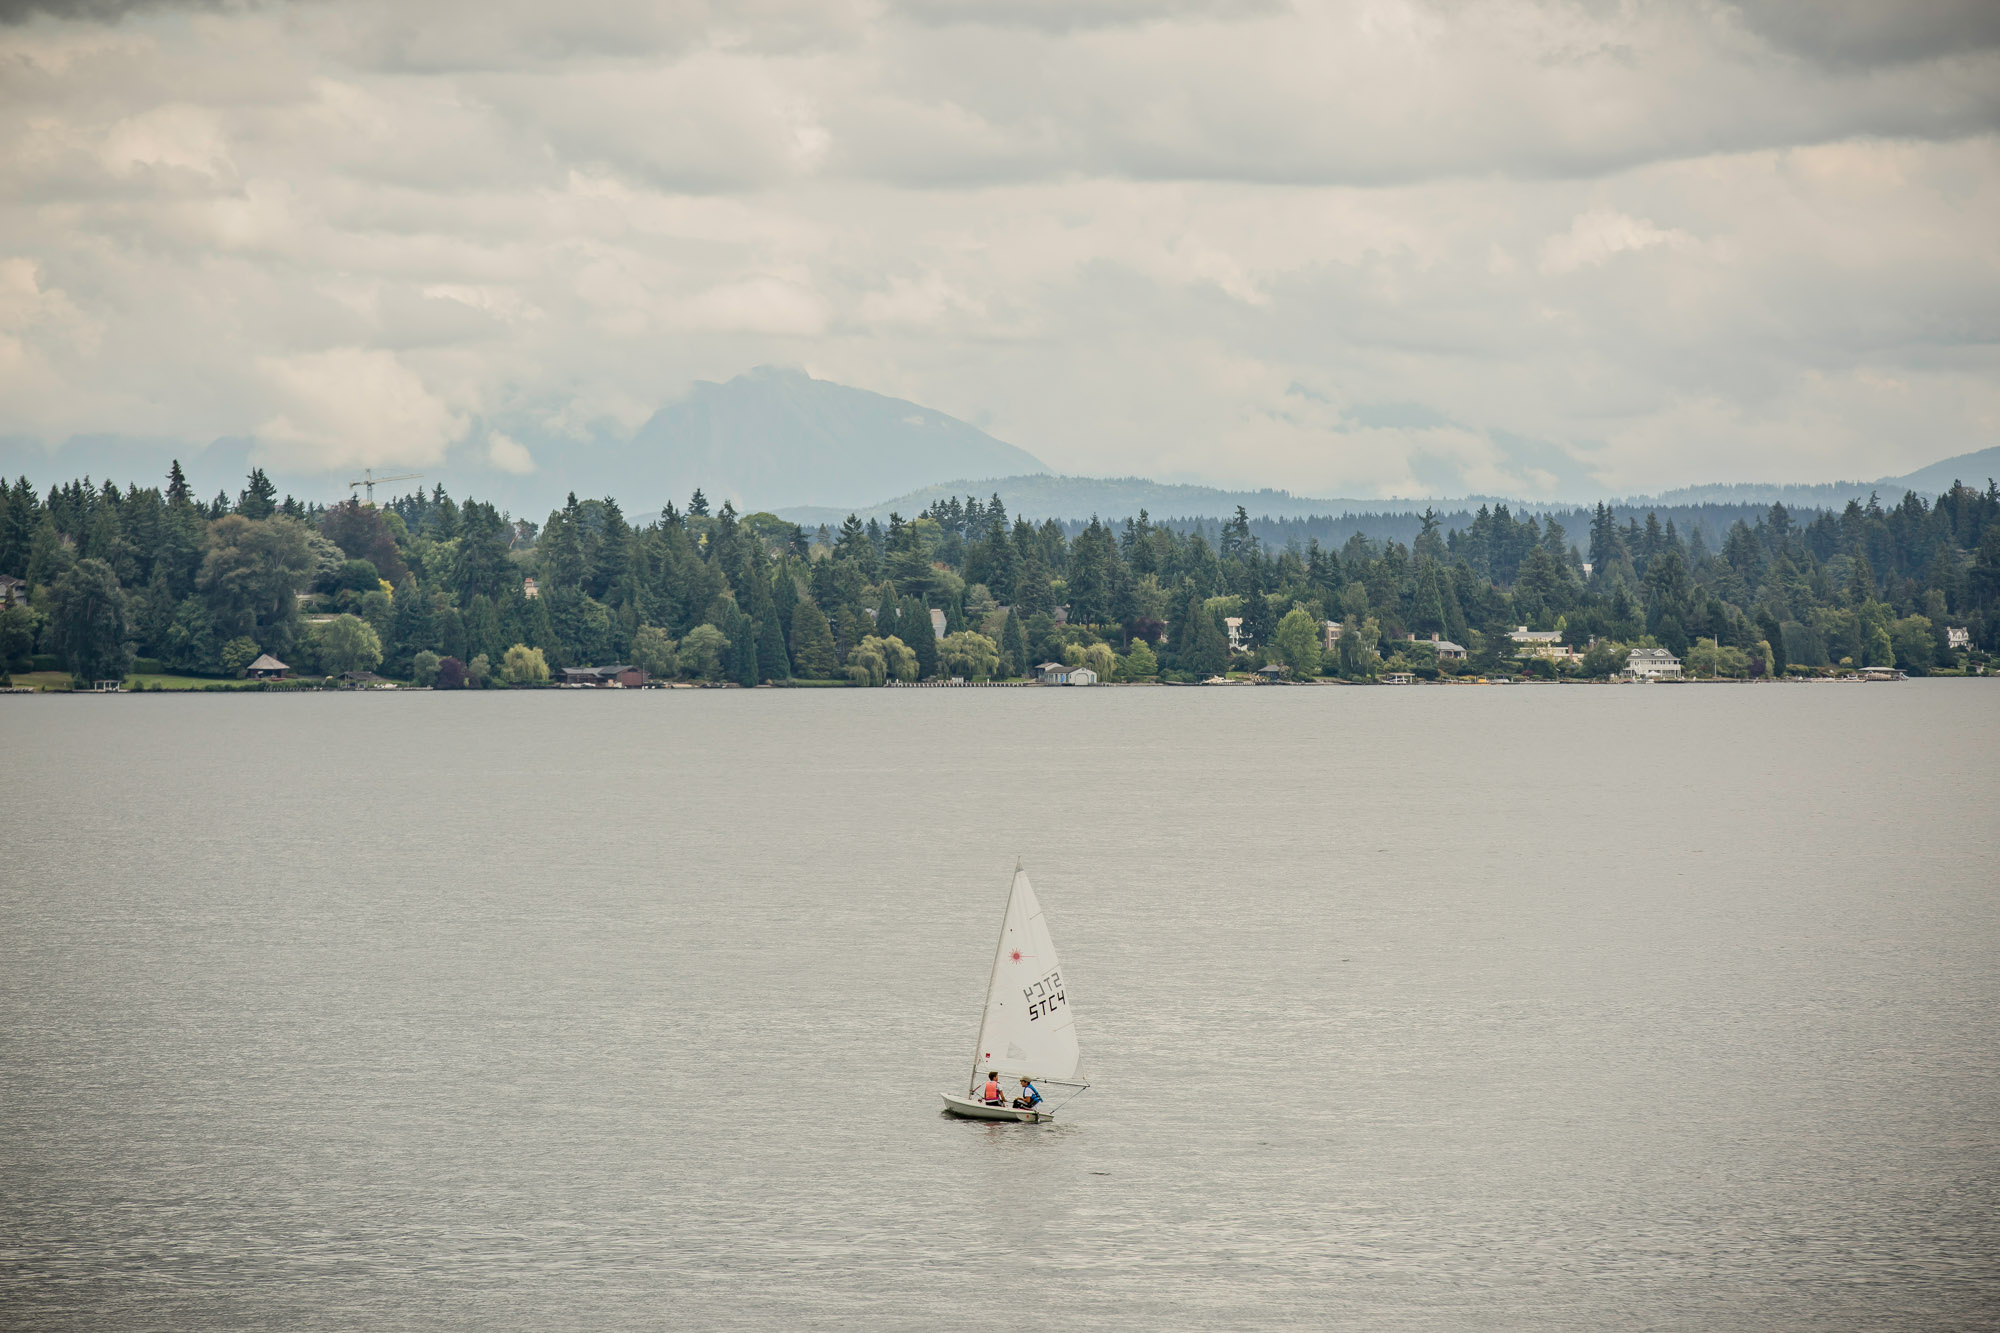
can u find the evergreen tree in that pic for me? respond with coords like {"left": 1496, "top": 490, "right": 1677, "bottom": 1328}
{"left": 734, "top": 616, "right": 758, "bottom": 686}
{"left": 538, "top": 499, "right": 587, "bottom": 594}
{"left": 1238, "top": 588, "right": 1275, "bottom": 648}
{"left": 757, "top": 595, "right": 790, "bottom": 681}
{"left": 165, "top": 460, "right": 191, "bottom": 507}
{"left": 237, "top": 468, "right": 277, "bottom": 520}
{"left": 1187, "top": 596, "right": 1229, "bottom": 675}
{"left": 390, "top": 574, "right": 436, "bottom": 670}
{"left": 1756, "top": 608, "right": 1787, "bottom": 677}
{"left": 900, "top": 596, "right": 940, "bottom": 679}
{"left": 788, "top": 602, "right": 840, "bottom": 678}
{"left": 453, "top": 502, "right": 515, "bottom": 602}
{"left": 465, "top": 594, "right": 505, "bottom": 663}
{"left": 875, "top": 582, "right": 899, "bottom": 635}
{"left": 1000, "top": 608, "right": 1028, "bottom": 677}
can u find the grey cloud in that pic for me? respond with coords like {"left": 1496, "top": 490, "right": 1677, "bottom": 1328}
{"left": 812, "top": 6, "right": 2000, "bottom": 195}
{"left": 892, "top": 0, "right": 1279, "bottom": 34}
{"left": 2, "top": 1, "right": 1998, "bottom": 499}
{"left": 0, "top": 0, "right": 229, "bottom": 23}
{"left": 1732, "top": 0, "right": 2000, "bottom": 67}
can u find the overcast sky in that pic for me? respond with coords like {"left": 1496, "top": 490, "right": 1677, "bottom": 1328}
{"left": 2, "top": 0, "right": 1997, "bottom": 499}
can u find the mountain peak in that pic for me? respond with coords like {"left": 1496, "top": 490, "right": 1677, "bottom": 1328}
{"left": 625, "top": 369, "right": 1046, "bottom": 510}
{"left": 733, "top": 363, "right": 811, "bottom": 383}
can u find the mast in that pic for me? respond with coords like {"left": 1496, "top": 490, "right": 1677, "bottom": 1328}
{"left": 968, "top": 860, "right": 1021, "bottom": 1095}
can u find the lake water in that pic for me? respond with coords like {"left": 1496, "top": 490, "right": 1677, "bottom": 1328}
{"left": 4, "top": 682, "right": 1998, "bottom": 1331}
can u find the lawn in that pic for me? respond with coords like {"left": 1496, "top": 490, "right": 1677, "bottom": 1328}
{"left": 6, "top": 671, "right": 78, "bottom": 691}
{"left": 125, "top": 673, "right": 275, "bottom": 691}
{"left": 126, "top": 673, "right": 336, "bottom": 691}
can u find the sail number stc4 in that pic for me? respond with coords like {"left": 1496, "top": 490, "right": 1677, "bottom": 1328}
{"left": 1025, "top": 969, "right": 1065, "bottom": 1021}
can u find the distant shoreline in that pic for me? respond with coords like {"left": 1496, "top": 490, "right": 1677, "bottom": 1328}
{"left": 5, "top": 671, "right": 1986, "bottom": 696}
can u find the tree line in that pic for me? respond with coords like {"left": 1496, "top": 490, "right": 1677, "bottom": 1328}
{"left": 1, "top": 462, "right": 1995, "bottom": 687}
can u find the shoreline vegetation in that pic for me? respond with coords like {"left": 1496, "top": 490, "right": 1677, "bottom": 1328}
{"left": 2, "top": 464, "right": 1995, "bottom": 693}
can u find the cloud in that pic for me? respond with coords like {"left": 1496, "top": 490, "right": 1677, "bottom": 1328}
{"left": 0, "top": 0, "right": 1997, "bottom": 500}
{"left": 1538, "top": 210, "right": 1695, "bottom": 274}
{"left": 1730, "top": 0, "right": 2000, "bottom": 68}
{"left": 255, "top": 348, "right": 465, "bottom": 470}
{"left": 485, "top": 430, "right": 536, "bottom": 474}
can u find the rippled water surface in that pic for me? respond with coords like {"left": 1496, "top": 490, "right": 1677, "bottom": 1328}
{"left": 4, "top": 683, "right": 1998, "bottom": 1330}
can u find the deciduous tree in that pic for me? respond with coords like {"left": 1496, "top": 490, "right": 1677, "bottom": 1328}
{"left": 317, "top": 614, "right": 384, "bottom": 676}
{"left": 1272, "top": 606, "right": 1323, "bottom": 677}
{"left": 501, "top": 643, "right": 550, "bottom": 685}
{"left": 51, "top": 558, "right": 133, "bottom": 683}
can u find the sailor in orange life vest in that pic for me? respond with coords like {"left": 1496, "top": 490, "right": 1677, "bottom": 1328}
{"left": 979, "top": 1071, "right": 1006, "bottom": 1105}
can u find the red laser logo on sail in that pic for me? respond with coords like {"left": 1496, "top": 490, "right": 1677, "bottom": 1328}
{"left": 1010, "top": 950, "right": 1023, "bottom": 962}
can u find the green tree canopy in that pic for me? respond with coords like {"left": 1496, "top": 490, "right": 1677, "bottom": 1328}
{"left": 1272, "top": 606, "right": 1323, "bottom": 677}
{"left": 788, "top": 601, "right": 840, "bottom": 678}
{"left": 317, "top": 614, "right": 384, "bottom": 676}
{"left": 630, "top": 624, "right": 677, "bottom": 679}
{"left": 678, "top": 623, "right": 729, "bottom": 680}
{"left": 501, "top": 643, "right": 549, "bottom": 685}
{"left": 1120, "top": 639, "right": 1159, "bottom": 679}
{"left": 51, "top": 558, "right": 133, "bottom": 683}
{"left": 939, "top": 630, "right": 1000, "bottom": 680}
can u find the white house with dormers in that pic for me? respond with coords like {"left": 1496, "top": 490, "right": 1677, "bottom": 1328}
{"left": 1946, "top": 625, "right": 1970, "bottom": 651}
{"left": 1626, "top": 647, "right": 1682, "bottom": 680}
{"left": 1510, "top": 626, "right": 1576, "bottom": 662}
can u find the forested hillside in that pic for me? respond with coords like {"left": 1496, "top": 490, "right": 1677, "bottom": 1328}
{"left": 2, "top": 463, "right": 1996, "bottom": 686}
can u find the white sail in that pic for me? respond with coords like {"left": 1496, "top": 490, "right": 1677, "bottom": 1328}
{"left": 969, "top": 867, "right": 1081, "bottom": 1089}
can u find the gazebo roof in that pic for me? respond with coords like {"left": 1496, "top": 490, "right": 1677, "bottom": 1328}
{"left": 247, "top": 653, "right": 288, "bottom": 670}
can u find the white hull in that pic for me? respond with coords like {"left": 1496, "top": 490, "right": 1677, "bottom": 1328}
{"left": 940, "top": 1092, "right": 1050, "bottom": 1123}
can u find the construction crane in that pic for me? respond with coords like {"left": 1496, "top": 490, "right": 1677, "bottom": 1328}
{"left": 348, "top": 467, "right": 423, "bottom": 504}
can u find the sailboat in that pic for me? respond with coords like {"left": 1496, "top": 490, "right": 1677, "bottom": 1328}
{"left": 940, "top": 863, "right": 1087, "bottom": 1123}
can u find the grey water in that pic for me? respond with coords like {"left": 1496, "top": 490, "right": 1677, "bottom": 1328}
{"left": 3, "top": 683, "right": 1997, "bottom": 1331}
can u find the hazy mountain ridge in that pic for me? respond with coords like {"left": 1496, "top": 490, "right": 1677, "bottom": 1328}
{"left": 1, "top": 366, "right": 1048, "bottom": 520}
{"left": 5, "top": 371, "right": 1992, "bottom": 526}
{"left": 777, "top": 446, "right": 2000, "bottom": 528}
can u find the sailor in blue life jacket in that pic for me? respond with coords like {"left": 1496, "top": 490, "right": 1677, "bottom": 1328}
{"left": 1011, "top": 1077, "right": 1043, "bottom": 1111}
{"left": 979, "top": 1071, "right": 1006, "bottom": 1104}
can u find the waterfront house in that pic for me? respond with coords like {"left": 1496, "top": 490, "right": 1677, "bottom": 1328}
{"left": 1225, "top": 616, "right": 1245, "bottom": 650}
{"left": 1407, "top": 632, "right": 1464, "bottom": 661}
{"left": 1511, "top": 626, "right": 1575, "bottom": 662}
{"left": 1321, "top": 620, "right": 1343, "bottom": 652}
{"left": 1067, "top": 667, "right": 1099, "bottom": 686}
{"left": 522, "top": 576, "right": 540, "bottom": 600}
{"left": 0, "top": 573, "right": 23, "bottom": 607}
{"left": 245, "top": 653, "right": 289, "bottom": 680}
{"left": 1035, "top": 661, "right": 1070, "bottom": 685}
{"left": 561, "top": 664, "right": 646, "bottom": 688}
{"left": 1946, "top": 625, "right": 1970, "bottom": 651}
{"left": 1256, "top": 663, "right": 1288, "bottom": 682}
{"left": 1626, "top": 647, "right": 1682, "bottom": 680}
{"left": 929, "top": 608, "right": 947, "bottom": 640}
